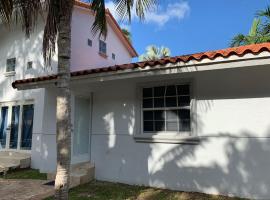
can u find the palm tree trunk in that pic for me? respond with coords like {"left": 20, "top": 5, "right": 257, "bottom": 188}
{"left": 54, "top": 1, "right": 74, "bottom": 199}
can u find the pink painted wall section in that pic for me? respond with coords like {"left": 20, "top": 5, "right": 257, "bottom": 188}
{"left": 71, "top": 6, "right": 133, "bottom": 72}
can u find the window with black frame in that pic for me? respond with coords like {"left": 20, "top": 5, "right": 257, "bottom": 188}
{"left": 6, "top": 58, "right": 16, "bottom": 72}
{"left": 142, "top": 84, "right": 191, "bottom": 133}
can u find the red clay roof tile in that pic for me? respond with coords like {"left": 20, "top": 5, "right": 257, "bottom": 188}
{"left": 12, "top": 43, "right": 270, "bottom": 88}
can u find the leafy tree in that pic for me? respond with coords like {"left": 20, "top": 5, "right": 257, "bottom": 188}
{"left": 139, "top": 45, "right": 171, "bottom": 61}
{"left": 0, "top": 0, "right": 156, "bottom": 199}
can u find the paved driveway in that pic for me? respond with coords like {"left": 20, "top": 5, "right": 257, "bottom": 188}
{"left": 0, "top": 179, "right": 54, "bottom": 200}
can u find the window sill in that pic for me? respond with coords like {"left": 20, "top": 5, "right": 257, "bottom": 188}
{"left": 99, "top": 52, "right": 108, "bottom": 59}
{"left": 134, "top": 133, "right": 200, "bottom": 144}
{"left": 4, "top": 71, "right": 16, "bottom": 77}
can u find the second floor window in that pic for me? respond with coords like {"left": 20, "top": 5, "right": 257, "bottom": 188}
{"left": 27, "top": 61, "right": 33, "bottom": 70}
{"left": 99, "top": 40, "right": 107, "bottom": 55}
{"left": 6, "top": 58, "right": 16, "bottom": 72}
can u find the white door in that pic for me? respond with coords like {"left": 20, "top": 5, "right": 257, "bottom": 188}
{"left": 72, "top": 96, "right": 91, "bottom": 163}
{"left": 0, "top": 102, "right": 34, "bottom": 151}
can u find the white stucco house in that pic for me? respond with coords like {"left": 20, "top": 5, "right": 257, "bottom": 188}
{"left": 0, "top": 0, "right": 136, "bottom": 166}
{"left": 10, "top": 41, "right": 270, "bottom": 199}
{"left": 2, "top": 1, "right": 270, "bottom": 199}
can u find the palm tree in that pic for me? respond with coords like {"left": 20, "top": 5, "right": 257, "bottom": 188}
{"left": 139, "top": 45, "right": 171, "bottom": 61}
{"left": 0, "top": 0, "right": 156, "bottom": 199}
{"left": 122, "top": 28, "right": 132, "bottom": 42}
{"left": 257, "top": 5, "right": 270, "bottom": 35}
{"left": 230, "top": 18, "right": 270, "bottom": 47}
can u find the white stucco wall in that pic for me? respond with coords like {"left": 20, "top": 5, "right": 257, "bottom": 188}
{"left": 0, "top": 6, "right": 134, "bottom": 170}
{"left": 85, "top": 65, "right": 270, "bottom": 199}
{"left": 0, "top": 22, "right": 57, "bottom": 169}
{"left": 70, "top": 6, "right": 133, "bottom": 71}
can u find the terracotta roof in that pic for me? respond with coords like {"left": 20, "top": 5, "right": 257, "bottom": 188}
{"left": 12, "top": 43, "right": 270, "bottom": 88}
{"left": 74, "top": 0, "right": 138, "bottom": 57}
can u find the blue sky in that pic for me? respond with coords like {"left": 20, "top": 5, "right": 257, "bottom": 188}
{"left": 105, "top": 0, "right": 270, "bottom": 59}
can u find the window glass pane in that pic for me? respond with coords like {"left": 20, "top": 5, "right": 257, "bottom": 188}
{"left": 0, "top": 107, "right": 8, "bottom": 149}
{"left": 166, "top": 85, "right": 177, "bottom": 96}
{"left": 99, "top": 40, "right": 107, "bottom": 54}
{"left": 177, "top": 85, "right": 189, "bottom": 95}
{"left": 166, "top": 97, "right": 177, "bottom": 107}
{"left": 142, "top": 84, "right": 191, "bottom": 134}
{"left": 144, "top": 121, "right": 154, "bottom": 132}
{"left": 143, "top": 111, "right": 153, "bottom": 121}
{"left": 154, "top": 86, "right": 165, "bottom": 97}
{"left": 143, "top": 98, "right": 153, "bottom": 108}
{"left": 154, "top": 97, "right": 164, "bottom": 108}
{"left": 166, "top": 121, "right": 178, "bottom": 132}
{"left": 88, "top": 39, "right": 92, "bottom": 46}
{"left": 6, "top": 58, "right": 16, "bottom": 72}
{"left": 10, "top": 106, "right": 20, "bottom": 149}
{"left": 154, "top": 110, "right": 165, "bottom": 121}
{"left": 178, "top": 109, "right": 190, "bottom": 119}
{"left": 73, "top": 97, "right": 90, "bottom": 156}
{"left": 179, "top": 119, "right": 191, "bottom": 132}
{"left": 21, "top": 104, "right": 34, "bottom": 150}
{"left": 143, "top": 88, "right": 152, "bottom": 98}
{"left": 155, "top": 121, "right": 165, "bottom": 132}
{"left": 166, "top": 110, "right": 178, "bottom": 121}
{"left": 27, "top": 61, "right": 33, "bottom": 70}
{"left": 178, "top": 96, "right": 190, "bottom": 107}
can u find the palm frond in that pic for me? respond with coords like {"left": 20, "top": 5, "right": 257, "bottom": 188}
{"left": 230, "top": 34, "right": 247, "bottom": 47}
{"left": 43, "top": 0, "right": 59, "bottom": 65}
{"left": 135, "top": 0, "right": 156, "bottom": 20}
{"left": 139, "top": 45, "right": 171, "bottom": 61}
{"left": 160, "top": 46, "right": 170, "bottom": 57}
{"left": 14, "top": 0, "right": 45, "bottom": 37}
{"left": 256, "top": 5, "right": 270, "bottom": 18}
{"left": 0, "top": 0, "right": 13, "bottom": 24}
{"left": 91, "top": 0, "right": 156, "bottom": 38}
{"left": 249, "top": 18, "right": 261, "bottom": 37}
{"left": 90, "top": 0, "right": 107, "bottom": 37}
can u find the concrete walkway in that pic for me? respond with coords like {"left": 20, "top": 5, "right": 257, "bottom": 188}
{"left": 0, "top": 179, "right": 54, "bottom": 200}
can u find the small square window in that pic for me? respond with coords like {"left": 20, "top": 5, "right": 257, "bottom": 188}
{"left": 112, "top": 53, "right": 116, "bottom": 60}
{"left": 6, "top": 58, "right": 16, "bottom": 72}
{"left": 99, "top": 40, "right": 107, "bottom": 55}
{"left": 88, "top": 39, "right": 92, "bottom": 47}
{"left": 27, "top": 61, "right": 33, "bottom": 70}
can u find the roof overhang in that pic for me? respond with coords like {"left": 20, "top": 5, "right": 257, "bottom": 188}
{"left": 12, "top": 43, "right": 270, "bottom": 90}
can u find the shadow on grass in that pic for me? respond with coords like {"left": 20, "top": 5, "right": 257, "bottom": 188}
{"left": 45, "top": 180, "right": 249, "bottom": 200}
{"left": 0, "top": 168, "right": 47, "bottom": 180}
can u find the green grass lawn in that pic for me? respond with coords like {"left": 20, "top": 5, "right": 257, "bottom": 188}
{"left": 0, "top": 168, "right": 47, "bottom": 180}
{"left": 45, "top": 180, "right": 248, "bottom": 200}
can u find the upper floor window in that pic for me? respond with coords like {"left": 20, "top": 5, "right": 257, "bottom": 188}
{"left": 6, "top": 58, "right": 16, "bottom": 72}
{"left": 99, "top": 40, "right": 107, "bottom": 55}
{"left": 142, "top": 84, "right": 191, "bottom": 133}
{"left": 112, "top": 53, "right": 116, "bottom": 60}
{"left": 27, "top": 61, "right": 33, "bottom": 70}
{"left": 87, "top": 39, "right": 92, "bottom": 47}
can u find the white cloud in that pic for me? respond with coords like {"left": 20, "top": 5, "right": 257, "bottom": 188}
{"left": 106, "top": 1, "right": 190, "bottom": 27}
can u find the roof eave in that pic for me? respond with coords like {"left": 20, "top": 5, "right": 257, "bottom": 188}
{"left": 12, "top": 52, "right": 270, "bottom": 90}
